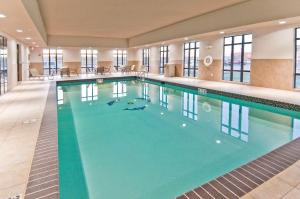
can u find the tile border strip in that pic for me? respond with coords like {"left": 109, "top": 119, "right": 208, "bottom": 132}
{"left": 176, "top": 137, "right": 300, "bottom": 199}
{"left": 25, "top": 82, "right": 59, "bottom": 199}
{"left": 144, "top": 77, "right": 300, "bottom": 111}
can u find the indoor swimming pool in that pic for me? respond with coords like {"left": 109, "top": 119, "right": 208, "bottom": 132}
{"left": 57, "top": 78, "right": 300, "bottom": 199}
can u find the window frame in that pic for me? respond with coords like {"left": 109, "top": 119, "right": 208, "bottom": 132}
{"left": 183, "top": 41, "right": 200, "bottom": 77}
{"left": 295, "top": 28, "right": 300, "bottom": 88}
{"left": 222, "top": 34, "right": 252, "bottom": 83}
{"left": 42, "top": 48, "right": 63, "bottom": 75}
{"left": 160, "top": 46, "right": 169, "bottom": 74}
{"left": 113, "top": 49, "right": 127, "bottom": 70}
{"left": 142, "top": 48, "right": 150, "bottom": 72}
{"left": 81, "top": 49, "right": 98, "bottom": 73}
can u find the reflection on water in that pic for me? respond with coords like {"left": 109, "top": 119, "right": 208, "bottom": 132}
{"left": 221, "top": 101, "right": 249, "bottom": 142}
{"left": 57, "top": 86, "right": 64, "bottom": 105}
{"left": 142, "top": 83, "right": 149, "bottom": 100}
{"left": 81, "top": 83, "right": 98, "bottom": 102}
{"left": 182, "top": 92, "right": 198, "bottom": 120}
{"left": 113, "top": 82, "right": 127, "bottom": 98}
{"left": 159, "top": 86, "right": 168, "bottom": 109}
{"left": 293, "top": 119, "right": 300, "bottom": 139}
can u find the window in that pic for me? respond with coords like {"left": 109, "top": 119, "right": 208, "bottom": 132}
{"left": 0, "top": 36, "right": 8, "bottom": 95}
{"left": 223, "top": 34, "right": 252, "bottom": 83}
{"left": 81, "top": 49, "right": 98, "bottom": 73}
{"left": 182, "top": 92, "right": 198, "bottom": 120}
{"left": 43, "top": 49, "right": 63, "bottom": 75}
{"left": 113, "top": 50, "right": 127, "bottom": 70}
{"left": 142, "top": 48, "right": 150, "bottom": 72}
{"left": 159, "top": 86, "right": 168, "bottom": 108}
{"left": 184, "top": 41, "right": 200, "bottom": 77}
{"left": 160, "top": 46, "right": 169, "bottom": 74}
{"left": 221, "top": 101, "right": 249, "bottom": 142}
{"left": 81, "top": 83, "right": 98, "bottom": 102}
{"left": 113, "top": 82, "right": 127, "bottom": 98}
{"left": 295, "top": 28, "right": 300, "bottom": 88}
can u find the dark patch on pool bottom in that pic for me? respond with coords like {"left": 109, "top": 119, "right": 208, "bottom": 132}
{"left": 107, "top": 98, "right": 120, "bottom": 106}
{"left": 124, "top": 105, "right": 146, "bottom": 111}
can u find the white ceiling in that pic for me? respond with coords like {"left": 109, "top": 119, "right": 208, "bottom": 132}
{"left": 37, "top": 0, "right": 246, "bottom": 38}
{"left": 0, "top": 0, "right": 45, "bottom": 47}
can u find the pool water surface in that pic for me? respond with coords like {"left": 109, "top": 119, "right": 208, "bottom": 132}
{"left": 57, "top": 79, "right": 300, "bottom": 199}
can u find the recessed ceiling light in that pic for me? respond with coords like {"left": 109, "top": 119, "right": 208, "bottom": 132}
{"left": 182, "top": 123, "right": 187, "bottom": 127}
{"left": 216, "top": 140, "right": 221, "bottom": 144}
{"left": 25, "top": 37, "right": 32, "bottom": 40}
{"left": 184, "top": 37, "right": 189, "bottom": 41}
{"left": 0, "top": 13, "right": 6, "bottom": 18}
{"left": 220, "top": 31, "right": 225, "bottom": 34}
{"left": 279, "top": 21, "right": 287, "bottom": 25}
{"left": 16, "top": 29, "right": 23, "bottom": 33}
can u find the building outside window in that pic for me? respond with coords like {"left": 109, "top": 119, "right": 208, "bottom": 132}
{"left": 113, "top": 50, "right": 127, "bottom": 70}
{"left": 223, "top": 34, "right": 252, "bottom": 83}
{"left": 81, "top": 49, "right": 98, "bottom": 73}
{"left": 142, "top": 48, "right": 150, "bottom": 72}
{"left": 43, "top": 49, "right": 63, "bottom": 75}
{"left": 184, "top": 41, "right": 200, "bottom": 77}
{"left": 295, "top": 28, "right": 300, "bottom": 88}
{"left": 160, "top": 46, "right": 169, "bottom": 74}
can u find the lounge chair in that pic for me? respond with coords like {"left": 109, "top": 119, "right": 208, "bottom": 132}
{"left": 60, "top": 67, "right": 70, "bottom": 77}
{"left": 29, "top": 68, "right": 46, "bottom": 80}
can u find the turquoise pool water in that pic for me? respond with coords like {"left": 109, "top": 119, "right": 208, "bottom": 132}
{"left": 57, "top": 79, "right": 300, "bottom": 199}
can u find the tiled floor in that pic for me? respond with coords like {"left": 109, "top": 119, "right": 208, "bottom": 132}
{"left": 0, "top": 81, "right": 49, "bottom": 199}
{"left": 241, "top": 160, "right": 300, "bottom": 199}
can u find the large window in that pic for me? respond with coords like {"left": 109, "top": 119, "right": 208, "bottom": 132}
{"left": 81, "top": 49, "right": 98, "bottom": 73}
{"left": 142, "top": 48, "right": 150, "bottom": 72}
{"left": 221, "top": 101, "right": 249, "bottom": 142}
{"left": 184, "top": 41, "right": 200, "bottom": 77}
{"left": 0, "top": 36, "right": 7, "bottom": 95}
{"left": 295, "top": 28, "right": 300, "bottom": 88}
{"left": 160, "top": 46, "right": 169, "bottom": 74}
{"left": 223, "top": 34, "right": 252, "bottom": 83}
{"left": 43, "top": 49, "right": 63, "bottom": 75}
{"left": 113, "top": 50, "right": 127, "bottom": 70}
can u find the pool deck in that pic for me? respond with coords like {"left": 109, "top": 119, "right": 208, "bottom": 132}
{"left": 0, "top": 73, "right": 300, "bottom": 199}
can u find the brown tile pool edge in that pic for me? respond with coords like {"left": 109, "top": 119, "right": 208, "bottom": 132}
{"left": 24, "top": 82, "right": 59, "bottom": 199}
{"left": 176, "top": 138, "right": 300, "bottom": 199}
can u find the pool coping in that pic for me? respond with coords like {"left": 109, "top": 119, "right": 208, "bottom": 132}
{"left": 24, "top": 76, "right": 300, "bottom": 199}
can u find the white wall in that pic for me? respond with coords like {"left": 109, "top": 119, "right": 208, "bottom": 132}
{"left": 252, "top": 28, "right": 294, "bottom": 59}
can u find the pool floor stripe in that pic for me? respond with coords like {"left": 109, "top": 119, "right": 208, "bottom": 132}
{"left": 176, "top": 137, "right": 300, "bottom": 199}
